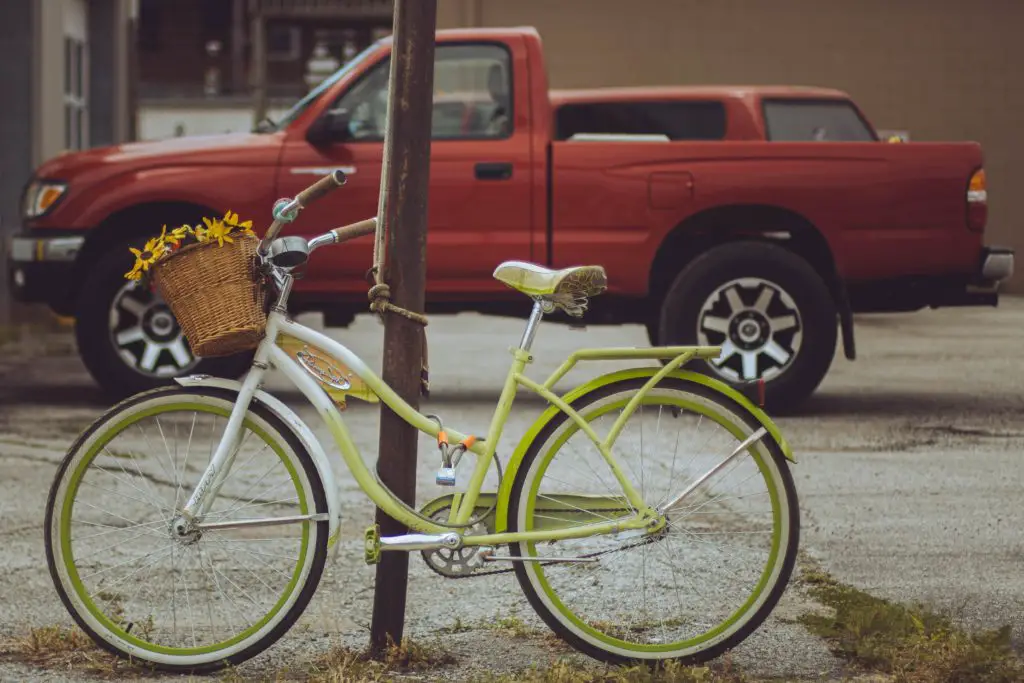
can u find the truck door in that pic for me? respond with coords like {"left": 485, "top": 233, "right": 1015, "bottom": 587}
{"left": 276, "top": 40, "right": 534, "bottom": 299}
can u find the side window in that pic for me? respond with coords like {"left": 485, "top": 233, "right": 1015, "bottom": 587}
{"left": 326, "top": 43, "right": 513, "bottom": 141}
{"left": 762, "top": 100, "right": 876, "bottom": 142}
{"left": 554, "top": 101, "right": 727, "bottom": 141}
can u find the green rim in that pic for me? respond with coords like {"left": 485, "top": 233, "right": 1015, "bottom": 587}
{"left": 523, "top": 391, "right": 784, "bottom": 654}
{"left": 59, "top": 401, "right": 310, "bottom": 657}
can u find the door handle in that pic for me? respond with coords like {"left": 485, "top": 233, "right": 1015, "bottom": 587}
{"left": 475, "top": 162, "right": 513, "bottom": 181}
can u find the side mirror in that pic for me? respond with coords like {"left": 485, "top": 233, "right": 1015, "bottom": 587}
{"left": 307, "top": 109, "right": 351, "bottom": 146}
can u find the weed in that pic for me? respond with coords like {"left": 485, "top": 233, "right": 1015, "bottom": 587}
{"left": 0, "top": 625, "right": 155, "bottom": 679}
{"left": 798, "top": 565, "right": 1024, "bottom": 683}
{"left": 494, "top": 615, "right": 540, "bottom": 639}
{"left": 307, "top": 636, "right": 456, "bottom": 681}
{"left": 441, "top": 615, "right": 474, "bottom": 633}
{"left": 469, "top": 657, "right": 749, "bottom": 682}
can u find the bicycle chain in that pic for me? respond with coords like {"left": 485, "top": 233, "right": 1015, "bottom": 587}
{"left": 425, "top": 534, "right": 660, "bottom": 580}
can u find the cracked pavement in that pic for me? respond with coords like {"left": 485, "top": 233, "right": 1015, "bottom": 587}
{"left": 2, "top": 298, "right": 1024, "bottom": 681}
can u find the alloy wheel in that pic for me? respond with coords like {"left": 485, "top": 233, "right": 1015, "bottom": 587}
{"left": 696, "top": 277, "right": 803, "bottom": 383}
{"left": 108, "top": 281, "right": 198, "bottom": 378}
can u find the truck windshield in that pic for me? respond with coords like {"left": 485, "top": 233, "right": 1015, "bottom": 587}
{"left": 258, "top": 42, "right": 379, "bottom": 132}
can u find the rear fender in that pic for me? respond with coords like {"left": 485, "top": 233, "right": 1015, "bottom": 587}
{"left": 174, "top": 375, "right": 343, "bottom": 561}
{"left": 493, "top": 367, "right": 795, "bottom": 533}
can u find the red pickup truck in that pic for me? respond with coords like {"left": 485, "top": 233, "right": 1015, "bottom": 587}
{"left": 8, "top": 26, "right": 1013, "bottom": 411}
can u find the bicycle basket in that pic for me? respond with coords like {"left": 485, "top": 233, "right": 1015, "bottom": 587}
{"left": 152, "top": 232, "right": 267, "bottom": 357}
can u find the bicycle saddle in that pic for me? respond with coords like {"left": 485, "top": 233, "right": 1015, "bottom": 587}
{"left": 492, "top": 260, "right": 607, "bottom": 317}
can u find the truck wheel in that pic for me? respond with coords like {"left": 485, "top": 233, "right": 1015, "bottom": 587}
{"left": 657, "top": 241, "right": 837, "bottom": 412}
{"left": 75, "top": 243, "right": 254, "bottom": 400}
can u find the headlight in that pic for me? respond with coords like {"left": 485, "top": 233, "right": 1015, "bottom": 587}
{"left": 22, "top": 180, "right": 68, "bottom": 218}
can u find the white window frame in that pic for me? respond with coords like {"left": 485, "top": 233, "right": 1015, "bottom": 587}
{"left": 63, "top": 0, "right": 89, "bottom": 151}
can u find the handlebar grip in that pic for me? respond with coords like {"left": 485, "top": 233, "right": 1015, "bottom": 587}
{"left": 295, "top": 169, "right": 347, "bottom": 208}
{"left": 330, "top": 217, "right": 377, "bottom": 243}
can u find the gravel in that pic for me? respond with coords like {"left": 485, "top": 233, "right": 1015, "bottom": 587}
{"left": 4, "top": 298, "right": 1024, "bottom": 680}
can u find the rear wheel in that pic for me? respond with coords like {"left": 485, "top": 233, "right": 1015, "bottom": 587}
{"left": 75, "top": 242, "right": 254, "bottom": 399}
{"left": 508, "top": 377, "right": 799, "bottom": 665}
{"left": 657, "top": 241, "right": 837, "bottom": 412}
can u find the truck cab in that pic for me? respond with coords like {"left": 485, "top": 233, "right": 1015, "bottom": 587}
{"left": 8, "top": 27, "right": 1013, "bottom": 411}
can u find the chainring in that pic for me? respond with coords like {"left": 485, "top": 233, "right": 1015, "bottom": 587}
{"left": 419, "top": 506, "right": 500, "bottom": 578}
{"left": 416, "top": 506, "right": 662, "bottom": 579}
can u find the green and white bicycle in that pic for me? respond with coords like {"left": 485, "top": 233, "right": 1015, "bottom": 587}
{"left": 45, "top": 172, "right": 799, "bottom": 674}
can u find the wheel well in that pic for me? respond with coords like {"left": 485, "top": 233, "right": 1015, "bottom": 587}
{"left": 648, "top": 205, "right": 840, "bottom": 307}
{"left": 647, "top": 204, "right": 855, "bottom": 360}
{"left": 72, "top": 201, "right": 217, "bottom": 287}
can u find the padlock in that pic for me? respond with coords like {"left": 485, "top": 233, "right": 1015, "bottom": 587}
{"left": 435, "top": 466, "right": 456, "bottom": 487}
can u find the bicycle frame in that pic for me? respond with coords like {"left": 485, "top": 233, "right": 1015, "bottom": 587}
{"left": 180, "top": 281, "right": 725, "bottom": 552}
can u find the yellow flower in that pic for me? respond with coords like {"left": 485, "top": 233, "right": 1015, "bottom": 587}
{"left": 223, "top": 210, "right": 255, "bottom": 236}
{"left": 161, "top": 224, "right": 190, "bottom": 247}
{"left": 124, "top": 262, "right": 144, "bottom": 281}
{"left": 203, "top": 216, "right": 234, "bottom": 247}
{"left": 196, "top": 217, "right": 220, "bottom": 243}
{"left": 124, "top": 236, "right": 166, "bottom": 280}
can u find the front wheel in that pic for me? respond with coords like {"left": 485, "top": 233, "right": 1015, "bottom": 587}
{"left": 44, "top": 386, "right": 328, "bottom": 674}
{"left": 508, "top": 376, "right": 799, "bottom": 666}
{"left": 75, "top": 243, "right": 254, "bottom": 400}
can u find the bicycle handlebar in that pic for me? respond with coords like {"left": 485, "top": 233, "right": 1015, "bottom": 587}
{"left": 295, "top": 169, "right": 347, "bottom": 208}
{"left": 258, "top": 170, "right": 348, "bottom": 256}
{"left": 330, "top": 217, "right": 377, "bottom": 244}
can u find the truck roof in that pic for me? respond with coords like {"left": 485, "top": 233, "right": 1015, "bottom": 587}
{"left": 549, "top": 85, "right": 851, "bottom": 106}
{"left": 384, "top": 26, "right": 544, "bottom": 44}
{"left": 403, "top": 27, "right": 852, "bottom": 106}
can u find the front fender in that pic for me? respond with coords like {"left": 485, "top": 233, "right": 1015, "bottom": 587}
{"left": 174, "top": 375, "right": 343, "bottom": 561}
{"left": 494, "top": 367, "right": 795, "bottom": 533}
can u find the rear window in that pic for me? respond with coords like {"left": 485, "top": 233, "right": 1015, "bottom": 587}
{"left": 555, "top": 101, "right": 727, "bottom": 141}
{"left": 762, "top": 99, "right": 876, "bottom": 142}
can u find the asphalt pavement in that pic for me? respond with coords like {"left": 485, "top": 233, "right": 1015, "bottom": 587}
{"left": 1, "top": 297, "right": 1023, "bottom": 681}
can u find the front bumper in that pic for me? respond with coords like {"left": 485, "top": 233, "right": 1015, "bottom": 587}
{"left": 6, "top": 230, "right": 85, "bottom": 314}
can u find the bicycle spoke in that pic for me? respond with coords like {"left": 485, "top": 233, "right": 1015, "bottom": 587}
{"left": 512, "top": 380, "right": 795, "bottom": 659}
{"left": 53, "top": 395, "right": 324, "bottom": 665}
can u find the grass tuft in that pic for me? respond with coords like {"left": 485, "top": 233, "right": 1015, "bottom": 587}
{"left": 798, "top": 567, "right": 1024, "bottom": 683}
{"left": 493, "top": 615, "right": 541, "bottom": 639}
{"left": 305, "top": 636, "right": 456, "bottom": 682}
{"left": 469, "top": 657, "right": 749, "bottom": 683}
{"left": 0, "top": 625, "right": 156, "bottom": 679}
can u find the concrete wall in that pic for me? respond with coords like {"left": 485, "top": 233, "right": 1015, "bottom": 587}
{"left": 89, "top": 0, "right": 133, "bottom": 147}
{"left": 0, "top": 0, "right": 133, "bottom": 324}
{"left": 438, "top": 0, "right": 1024, "bottom": 291}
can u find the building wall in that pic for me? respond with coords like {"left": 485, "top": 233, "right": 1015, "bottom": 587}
{"left": 89, "top": 0, "right": 133, "bottom": 147}
{"left": 0, "top": 0, "right": 35, "bottom": 323}
{"left": 137, "top": 102, "right": 291, "bottom": 139}
{"left": 0, "top": 0, "right": 133, "bottom": 324}
{"left": 136, "top": 0, "right": 391, "bottom": 100}
{"left": 439, "top": 0, "right": 1024, "bottom": 292}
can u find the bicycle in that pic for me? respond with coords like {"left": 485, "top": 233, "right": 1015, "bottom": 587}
{"left": 44, "top": 171, "right": 800, "bottom": 674}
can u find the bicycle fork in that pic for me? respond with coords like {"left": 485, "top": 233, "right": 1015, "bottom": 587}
{"left": 176, "top": 337, "right": 330, "bottom": 533}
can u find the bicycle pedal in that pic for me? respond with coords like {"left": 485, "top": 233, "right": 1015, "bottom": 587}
{"left": 435, "top": 467, "right": 456, "bottom": 487}
{"left": 364, "top": 524, "right": 381, "bottom": 565}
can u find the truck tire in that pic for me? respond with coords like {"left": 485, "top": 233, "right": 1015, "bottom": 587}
{"left": 657, "top": 240, "right": 837, "bottom": 412}
{"left": 75, "top": 242, "right": 254, "bottom": 400}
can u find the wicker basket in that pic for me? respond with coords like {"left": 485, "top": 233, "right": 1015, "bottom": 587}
{"left": 152, "top": 233, "right": 267, "bottom": 358}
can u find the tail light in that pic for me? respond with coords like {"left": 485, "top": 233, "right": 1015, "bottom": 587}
{"left": 967, "top": 168, "right": 987, "bottom": 232}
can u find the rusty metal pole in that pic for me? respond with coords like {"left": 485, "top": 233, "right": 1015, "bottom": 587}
{"left": 368, "top": 0, "right": 437, "bottom": 656}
